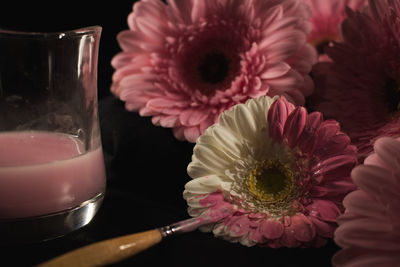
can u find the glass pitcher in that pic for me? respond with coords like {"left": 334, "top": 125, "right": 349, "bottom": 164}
{"left": 0, "top": 26, "right": 106, "bottom": 243}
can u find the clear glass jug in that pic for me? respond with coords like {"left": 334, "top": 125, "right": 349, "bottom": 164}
{"left": 0, "top": 26, "right": 106, "bottom": 243}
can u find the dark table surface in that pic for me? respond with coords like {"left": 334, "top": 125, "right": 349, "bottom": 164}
{"left": 0, "top": 97, "right": 339, "bottom": 267}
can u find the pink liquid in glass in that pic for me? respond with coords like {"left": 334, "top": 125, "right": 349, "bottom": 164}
{"left": 0, "top": 131, "right": 106, "bottom": 219}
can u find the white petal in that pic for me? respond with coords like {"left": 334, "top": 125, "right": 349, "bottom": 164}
{"left": 210, "top": 125, "right": 243, "bottom": 160}
{"left": 184, "top": 177, "right": 221, "bottom": 195}
{"left": 187, "top": 161, "right": 214, "bottom": 179}
{"left": 234, "top": 103, "right": 259, "bottom": 138}
{"left": 192, "top": 143, "right": 232, "bottom": 175}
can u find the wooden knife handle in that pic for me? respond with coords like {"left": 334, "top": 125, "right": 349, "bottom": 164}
{"left": 37, "top": 229, "right": 162, "bottom": 267}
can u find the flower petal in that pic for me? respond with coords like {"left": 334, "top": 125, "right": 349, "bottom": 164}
{"left": 351, "top": 165, "right": 399, "bottom": 198}
{"left": 342, "top": 189, "right": 386, "bottom": 219}
{"left": 192, "top": 143, "right": 232, "bottom": 175}
{"left": 210, "top": 125, "right": 242, "bottom": 160}
{"left": 334, "top": 217, "right": 397, "bottom": 250}
{"left": 184, "top": 176, "right": 222, "bottom": 195}
{"left": 311, "top": 154, "right": 356, "bottom": 183}
{"left": 297, "top": 111, "right": 323, "bottom": 153}
{"left": 306, "top": 199, "right": 341, "bottom": 222}
{"left": 373, "top": 137, "right": 400, "bottom": 172}
{"left": 260, "top": 219, "right": 284, "bottom": 239}
{"left": 179, "top": 108, "right": 210, "bottom": 126}
{"left": 283, "top": 106, "right": 307, "bottom": 148}
{"left": 225, "top": 215, "right": 251, "bottom": 237}
{"left": 260, "top": 62, "right": 291, "bottom": 79}
{"left": 333, "top": 247, "right": 400, "bottom": 267}
{"left": 308, "top": 216, "right": 335, "bottom": 238}
{"left": 267, "top": 96, "right": 295, "bottom": 142}
{"left": 232, "top": 100, "right": 261, "bottom": 141}
{"left": 184, "top": 126, "right": 201, "bottom": 143}
{"left": 286, "top": 213, "right": 316, "bottom": 242}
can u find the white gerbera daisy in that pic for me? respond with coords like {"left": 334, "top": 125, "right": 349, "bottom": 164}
{"left": 184, "top": 96, "right": 357, "bottom": 247}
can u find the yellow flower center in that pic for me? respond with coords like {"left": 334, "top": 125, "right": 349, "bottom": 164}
{"left": 246, "top": 159, "right": 295, "bottom": 203}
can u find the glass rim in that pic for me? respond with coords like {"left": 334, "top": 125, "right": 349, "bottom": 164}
{"left": 0, "top": 25, "right": 102, "bottom": 38}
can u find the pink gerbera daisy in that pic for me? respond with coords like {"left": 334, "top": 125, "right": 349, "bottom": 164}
{"left": 184, "top": 96, "right": 357, "bottom": 248}
{"left": 310, "top": 0, "right": 400, "bottom": 160}
{"left": 304, "top": 0, "right": 367, "bottom": 60}
{"left": 111, "top": 0, "right": 317, "bottom": 142}
{"left": 333, "top": 136, "right": 400, "bottom": 266}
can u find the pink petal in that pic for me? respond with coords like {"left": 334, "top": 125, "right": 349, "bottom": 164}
{"left": 190, "top": 0, "right": 207, "bottom": 23}
{"left": 168, "top": 0, "right": 194, "bottom": 24}
{"left": 283, "top": 87, "right": 306, "bottom": 106}
{"left": 373, "top": 137, "right": 400, "bottom": 171}
{"left": 199, "top": 114, "right": 217, "bottom": 135}
{"left": 111, "top": 52, "right": 140, "bottom": 69}
{"left": 119, "top": 73, "right": 158, "bottom": 88}
{"left": 308, "top": 216, "right": 335, "bottom": 238}
{"left": 135, "top": 18, "right": 166, "bottom": 43}
{"left": 306, "top": 199, "right": 341, "bottom": 222}
{"left": 287, "top": 44, "right": 317, "bottom": 77}
{"left": 314, "top": 133, "right": 352, "bottom": 160}
{"left": 116, "top": 30, "right": 145, "bottom": 52}
{"left": 139, "top": 106, "right": 157, "bottom": 116}
{"left": 264, "top": 31, "right": 306, "bottom": 63}
{"left": 260, "top": 219, "right": 284, "bottom": 239}
{"left": 183, "top": 126, "right": 201, "bottom": 143}
{"left": 297, "top": 111, "right": 323, "bottom": 153}
{"left": 260, "top": 27, "right": 304, "bottom": 56}
{"left": 179, "top": 108, "right": 210, "bottom": 126}
{"left": 311, "top": 154, "right": 356, "bottom": 183}
{"left": 147, "top": 98, "right": 186, "bottom": 115}
{"left": 261, "top": 16, "right": 300, "bottom": 38}
{"left": 336, "top": 211, "right": 362, "bottom": 225}
{"left": 133, "top": 0, "right": 170, "bottom": 36}
{"left": 363, "top": 153, "right": 390, "bottom": 169}
{"left": 289, "top": 214, "right": 316, "bottom": 242}
{"left": 124, "top": 101, "right": 142, "bottom": 112}
{"left": 260, "top": 62, "right": 291, "bottom": 79}
{"left": 172, "top": 127, "right": 185, "bottom": 141}
{"left": 226, "top": 215, "right": 251, "bottom": 237}
{"left": 333, "top": 248, "right": 400, "bottom": 267}
{"left": 151, "top": 115, "right": 161, "bottom": 126}
{"left": 280, "top": 228, "right": 301, "bottom": 247}
{"left": 283, "top": 106, "right": 307, "bottom": 148}
{"left": 112, "top": 61, "right": 148, "bottom": 83}
{"left": 248, "top": 223, "right": 265, "bottom": 244}
{"left": 158, "top": 115, "right": 179, "bottom": 128}
{"left": 334, "top": 218, "right": 398, "bottom": 250}
{"left": 351, "top": 165, "right": 397, "bottom": 197}
{"left": 267, "top": 69, "right": 304, "bottom": 95}
{"left": 259, "top": 5, "right": 283, "bottom": 30}
{"left": 313, "top": 120, "right": 343, "bottom": 156}
{"left": 311, "top": 180, "right": 356, "bottom": 198}
{"left": 267, "top": 96, "right": 295, "bottom": 142}
{"left": 120, "top": 84, "right": 157, "bottom": 101}
{"left": 342, "top": 190, "right": 386, "bottom": 219}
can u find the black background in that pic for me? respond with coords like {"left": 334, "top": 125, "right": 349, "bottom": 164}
{"left": 0, "top": 1, "right": 338, "bottom": 266}
{"left": 0, "top": 0, "right": 135, "bottom": 100}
